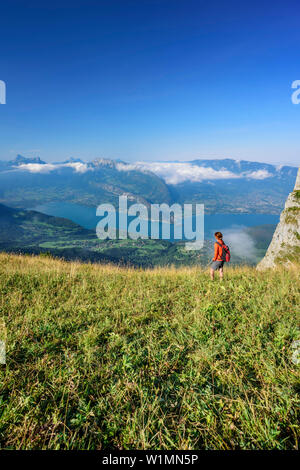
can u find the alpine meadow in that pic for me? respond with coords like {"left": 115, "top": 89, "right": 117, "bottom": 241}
{"left": 0, "top": 253, "right": 299, "bottom": 449}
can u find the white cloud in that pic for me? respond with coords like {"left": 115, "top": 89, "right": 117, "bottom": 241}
{"left": 244, "top": 169, "right": 272, "bottom": 180}
{"left": 117, "top": 161, "right": 273, "bottom": 184}
{"left": 65, "top": 162, "right": 90, "bottom": 173}
{"left": 16, "top": 163, "right": 56, "bottom": 173}
{"left": 221, "top": 226, "right": 258, "bottom": 261}
{"left": 117, "top": 161, "right": 240, "bottom": 184}
{"left": 115, "top": 162, "right": 139, "bottom": 172}
{"left": 15, "top": 162, "right": 91, "bottom": 174}
{"left": 139, "top": 162, "right": 272, "bottom": 184}
{"left": 14, "top": 160, "right": 274, "bottom": 183}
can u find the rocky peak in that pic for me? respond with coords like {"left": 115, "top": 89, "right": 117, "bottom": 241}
{"left": 295, "top": 167, "right": 300, "bottom": 190}
{"left": 257, "top": 167, "right": 300, "bottom": 269}
{"left": 11, "top": 155, "right": 46, "bottom": 165}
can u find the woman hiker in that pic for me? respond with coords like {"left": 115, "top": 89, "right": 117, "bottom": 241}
{"left": 210, "top": 231, "right": 226, "bottom": 281}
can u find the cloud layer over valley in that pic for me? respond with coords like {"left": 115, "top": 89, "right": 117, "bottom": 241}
{"left": 9, "top": 157, "right": 281, "bottom": 185}
{"left": 15, "top": 162, "right": 91, "bottom": 174}
{"left": 117, "top": 161, "right": 274, "bottom": 184}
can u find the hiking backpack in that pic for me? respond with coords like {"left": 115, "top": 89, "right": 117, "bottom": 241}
{"left": 216, "top": 241, "right": 231, "bottom": 262}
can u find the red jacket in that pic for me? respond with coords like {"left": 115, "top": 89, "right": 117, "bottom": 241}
{"left": 213, "top": 239, "right": 224, "bottom": 261}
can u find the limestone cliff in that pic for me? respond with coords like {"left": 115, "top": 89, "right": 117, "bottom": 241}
{"left": 257, "top": 167, "right": 300, "bottom": 270}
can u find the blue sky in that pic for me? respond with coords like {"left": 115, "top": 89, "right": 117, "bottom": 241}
{"left": 0, "top": 0, "right": 299, "bottom": 165}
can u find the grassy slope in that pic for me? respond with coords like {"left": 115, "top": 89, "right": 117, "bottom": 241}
{"left": 0, "top": 253, "right": 299, "bottom": 450}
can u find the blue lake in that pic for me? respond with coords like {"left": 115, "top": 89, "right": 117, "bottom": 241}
{"left": 31, "top": 202, "right": 280, "bottom": 240}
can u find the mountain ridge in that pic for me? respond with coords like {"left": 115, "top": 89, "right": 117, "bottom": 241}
{"left": 0, "top": 155, "right": 298, "bottom": 214}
